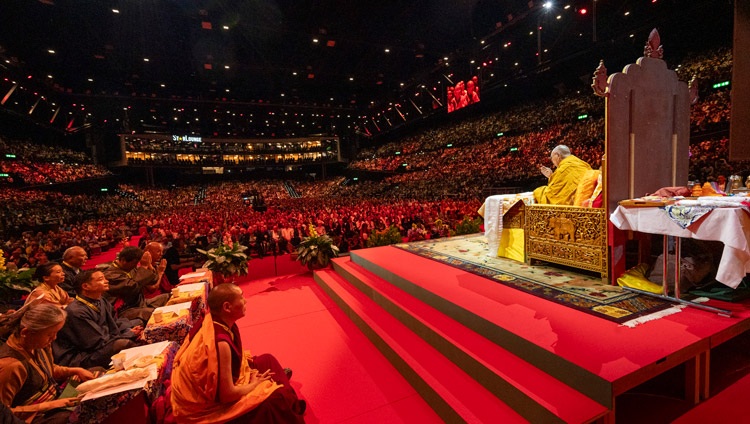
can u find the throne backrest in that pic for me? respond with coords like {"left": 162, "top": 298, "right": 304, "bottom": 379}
{"left": 604, "top": 57, "right": 690, "bottom": 213}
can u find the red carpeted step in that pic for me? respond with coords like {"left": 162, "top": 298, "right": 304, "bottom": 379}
{"left": 331, "top": 258, "right": 609, "bottom": 424}
{"left": 314, "top": 268, "right": 529, "bottom": 424}
{"left": 672, "top": 372, "right": 750, "bottom": 423}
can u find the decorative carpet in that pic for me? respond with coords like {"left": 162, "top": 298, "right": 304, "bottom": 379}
{"left": 395, "top": 234, "right": 674, "bottom": 324}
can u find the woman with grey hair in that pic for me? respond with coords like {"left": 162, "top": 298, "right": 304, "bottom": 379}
{"left": 0, "top": 302, "right": 95, "bottom": 423}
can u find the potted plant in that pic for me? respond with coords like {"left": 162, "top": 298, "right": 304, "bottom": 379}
{"left": 196, "top": 242, "right": 249, "bottom": 284}
{"left": 0, "top": 251, "right": 37, "bottom": 311}
{"left": 366, "top": 225, "right": 404, "bottom": 247}
{"left": 296, "top": 225, "right": 340, "bottom": 270}
{"left": 452, "top": 216, "right": 483, "bottom": 236}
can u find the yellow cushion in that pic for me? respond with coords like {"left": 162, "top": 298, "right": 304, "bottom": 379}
{"left": 574, "top": 170, "right": 600, "bottom": 207}
{"left": 498, "top": 228, "right": 524, "bottom": 262}
{"left": 617, "top": 263, "right": 663, "bottom": 294}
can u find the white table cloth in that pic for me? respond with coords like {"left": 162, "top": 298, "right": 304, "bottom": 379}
{"left": 610, "top": 206, "right": 750, "bottom": 288}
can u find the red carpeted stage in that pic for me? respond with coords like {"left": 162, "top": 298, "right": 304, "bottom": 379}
{"left": 314, "top": 244, "right": 750, "bottom": 423}
{"left": 89, "top": 239, "right": 750, "bottom": 423}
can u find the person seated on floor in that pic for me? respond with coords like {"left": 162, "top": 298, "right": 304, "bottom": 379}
{"left": 59, "top": 246, "right": 88, "bottom": 298}
{"left": 533, "top": 144, "right": 592, "bottom": 205}
{"left": 163, "top": 238, "right": 196, "bottom": 291}
{"left": 142, "top": 242, "right": 170, "bottom": 299}
{"left": 171, "top": 283, "right": 306, "bottom": 424}
{"left": 53, "top": 270, "right": 142, "bottom": 369}
{"left": 100, "top": 246, "right": 169, "bottom": 326}
{"left": 24, "top": 263, "right": 73, "bottom": 308}
{"left": 0, "top": 302, "right": 96, "bottom": 424}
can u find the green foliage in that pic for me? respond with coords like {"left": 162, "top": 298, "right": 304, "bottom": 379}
{"left": 452, "top": 216, "right": 483, "bottom": 236}
{"left": 296, "top": 234, "right": 340, "bottom": 269}
{"left": 0, "top": 268, "right": 37, "bottom": 302}
{"left": 197, "top": 243, "right": 250, "bottom": 276}
{"left": 367, "top": 225, "right": 404, "bottom": 247}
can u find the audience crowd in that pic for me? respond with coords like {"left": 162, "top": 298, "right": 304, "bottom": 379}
{"left": 0, "top": 138, "right": 111, "bottom": 186}
{"left": 1, "top": 48, "right": 747, "bottom": 272}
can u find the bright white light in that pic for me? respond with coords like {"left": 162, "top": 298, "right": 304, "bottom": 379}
{"left": 543, "top": 2, "right": 553, "bottom": 9}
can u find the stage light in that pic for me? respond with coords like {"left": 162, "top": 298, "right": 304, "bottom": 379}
{"left": 579, "top": 8, "right": 587, "bottom": 15}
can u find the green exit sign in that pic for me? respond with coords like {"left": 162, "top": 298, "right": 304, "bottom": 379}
{"left": 712, "top": 81, "right": 730, "bottom": 89}
{"left": 5, "top": 154, "right": 16, "bottom": 158}
{"left": 578, "top": 114, "right": 588, "bottom": 120}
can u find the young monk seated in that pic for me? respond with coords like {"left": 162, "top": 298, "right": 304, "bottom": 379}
{"left": 171, "top": 283, "right": 306, "bottom": 423}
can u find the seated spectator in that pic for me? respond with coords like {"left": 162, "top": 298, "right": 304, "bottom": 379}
{"left": 53, "top": 270, "right": 141, "bottom": 369}
{"left": 171, "top": 283, "right": 306, "bottom": 423}
{"left": 24, "top": 263, "right": 73, "bottom": 308}
{"left": 533, "top": 145, "right": 592, "bottom": 205}
{"left": 164, "top": 238, "right": 196, "bottom": 290}
{"left": 142, "top": 242, "right": 169, "bottom": 299}
{"left": 59, "top": 246, "right": 87, "bottom": 297}
{"left": 0, "top": 302, "right": 95, "bottom": 423}
{"left": 100, "top": 246, "right": 169, "bottom": 325}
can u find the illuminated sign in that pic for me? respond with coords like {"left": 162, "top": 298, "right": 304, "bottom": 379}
{"left": 5, "top": 154, "right": 16, "bottom": 158}
{"left": 578, "top": 114, "right": 588, "bottom": 120}
{"left": 712, "top": 81, "right": 730, "bottom": 89}
{"left": 172, "top": 135, "right": 202, "bottom": 142}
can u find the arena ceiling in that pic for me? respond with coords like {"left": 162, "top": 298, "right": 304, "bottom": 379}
{"left": 0, "top": 0, "right": 734, "bottom": 138}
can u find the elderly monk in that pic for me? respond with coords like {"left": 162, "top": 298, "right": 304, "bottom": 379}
{"left": 533, "top": 145, "right": 592, "bottom": 205}
{"left": 171, "top": 284, "right": 305, "bottom": 423}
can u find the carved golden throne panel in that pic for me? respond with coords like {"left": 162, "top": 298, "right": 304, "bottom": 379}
{"left": 524, "top": 205, "right": 608, "bottom": 279}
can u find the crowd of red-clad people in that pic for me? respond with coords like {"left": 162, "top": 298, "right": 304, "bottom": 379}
{"left": 0, "top": 137, "right": 111, "bottom": 185}
{"left": 1, "top": 48, "right": 747, "bottom": 268}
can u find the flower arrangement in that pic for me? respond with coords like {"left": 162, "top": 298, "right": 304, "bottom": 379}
{"left": 366, "top": 225, "right": 404, "bottom": 247}
{"left": 407, "top": 223, "right": 428, "bottom": 242}
{"left": 296, "top": 224, "right": 340, "bottom": 270}
{"left": 0, "top": 251, "right": 36, "bottom": 303}
{"left": 196, "top": 242, "right": 249, "bottom": 278}
{"left": 452, "top": 216, "right": 483, "bottom": 236}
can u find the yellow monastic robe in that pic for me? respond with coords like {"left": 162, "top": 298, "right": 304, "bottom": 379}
{"left": 533, "top": 155, "right": 592, "bottom": 205}
{"left": 170, "top": 313, "right": 282, "bottom": 424}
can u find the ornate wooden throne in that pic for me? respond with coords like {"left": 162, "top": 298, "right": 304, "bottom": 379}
{"left": 522, "top": 29, "right": 690, "bottom": 281}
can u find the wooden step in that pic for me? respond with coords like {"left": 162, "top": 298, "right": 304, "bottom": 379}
{"left": 315, "top": 268, "right": 529, "bottom": 424}
{"left": 332, "top": 258, "right": 609, "bottom": 424}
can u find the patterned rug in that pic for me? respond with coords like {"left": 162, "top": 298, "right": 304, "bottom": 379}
{"left": 395, "top": 234, "right": 674, "bottom": 324}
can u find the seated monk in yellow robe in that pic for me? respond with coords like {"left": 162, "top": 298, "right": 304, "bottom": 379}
{"left": 533, "top": 145, "right": 592, "bottom": 205}
{"left": 171, "top": 283, "right": 305, "bottom": 424}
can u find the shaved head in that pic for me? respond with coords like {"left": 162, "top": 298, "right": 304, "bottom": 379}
{"left": 208, "top": 283, "right": 242, "bottom": 316}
